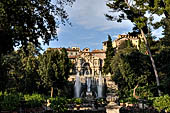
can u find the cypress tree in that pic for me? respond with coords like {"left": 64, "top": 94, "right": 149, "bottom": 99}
{"left": 103, "top": 35, "right": 115, "bottom": 74}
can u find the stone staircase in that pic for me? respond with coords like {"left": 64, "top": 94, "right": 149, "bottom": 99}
{"left": 105, "top": 74, "right": 120, "bottom": 113}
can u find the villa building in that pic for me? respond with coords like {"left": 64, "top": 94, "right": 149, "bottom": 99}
{"left": 103, "top": 34, "right": 143, "bottom": 51}
{"left": 67, "top": 47, "right": 106, "bottom": 76}
{"left": 48, "top": 34, "right": 143, "bottom": 76}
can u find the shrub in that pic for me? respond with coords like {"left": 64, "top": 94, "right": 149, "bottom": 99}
{"left": 49, "top": 97, "right": 68, "bottom": 112}
{"left": 153, "top": 94, "right": 170, "bottom": 112}
{"left": 127, "top": 96, "right": 138, "bottom": 104}
{"left": 24, "top": 93, "right": 45, "bottom": 108}
{"left": 0, "top": 92, "right": 22, "bottom": 111}
{"left": 74, "top": 98, "right": 82, "bottom": 104}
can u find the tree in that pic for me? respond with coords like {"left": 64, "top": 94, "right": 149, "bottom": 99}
{"left": 106, "top": 0, "right": 161, "bottom": 96}
{"left": 110, "top": 48, "right": 154, "bottom": 98}
{"left": 0, "top": 0, "right": 75, "bottom": 54}
{"left": 18, "top": 44, "right": 40, "bottom": 93}
{"left": 38, "top": 48, "right": 70, "bottom": 96}
{"left": 155, "top": 47, "right": 170, "bottom": 95}
{"left": 0, "top": 56, "right": 9, "bottom": 91}
{"left": 103, "top": 35, "right": 115, "bottom": 74}
{"left": 0, "top": 0, "right": 75, "bottom": 91}
{"left": 2, "top": 43, "right": 40, "bottom": 93}
{"left": 148, "top": 0, "right": 170, "bottom": 47}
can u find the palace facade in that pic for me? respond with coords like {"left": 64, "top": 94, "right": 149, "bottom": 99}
{"left": 48, "top": 34, "right": 143, "bottom": 76}
{"left": 67, "top": 47, "right": 106, "bottom": 76}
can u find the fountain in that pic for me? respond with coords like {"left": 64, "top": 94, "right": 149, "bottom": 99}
{"left": 74, "top": 72, "right": 81, "bottom": 98}
{"left": 97, "top": 71, "right": 103, "bottom": 98}
{"left": 85, "top": 70, "right": 93, "bottom": 97}
{"left": 87, "top": 77, "right": 91, "bottom": 92}
{"left": 71, "top": 71, "right": 107, "bottom": 113}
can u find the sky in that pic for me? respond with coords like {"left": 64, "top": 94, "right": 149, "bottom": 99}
{"left": 42, "top": 0, "right": 163, "bottom": 51}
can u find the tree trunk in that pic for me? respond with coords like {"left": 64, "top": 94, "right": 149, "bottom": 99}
{"left": 140, "top": 29, "right": 161, "bottom": 96}
{"left": 51, "top": 87, "right": 53, "bottom": 97}
{"left": 124, "top": 0, "right": 161, "bottom": 96}
{"left": 133, "top": 84, "right": 139, "bottom": 99}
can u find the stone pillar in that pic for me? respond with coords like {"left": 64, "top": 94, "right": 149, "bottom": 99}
{"left": 106, "top": 102, "right": 121, "bottom": 113}
{"left": 92, "top": 68, "right": 95, "bottom": 76}
{"left": 96, "top": 68, "right": 100, "bottom": 75}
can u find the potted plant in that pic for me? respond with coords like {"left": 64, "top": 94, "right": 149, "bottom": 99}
{"left": 119, "top": 99, "right": 126, "bottom": 106}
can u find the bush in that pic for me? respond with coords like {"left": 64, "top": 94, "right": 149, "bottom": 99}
{"left": 127, "top": 96, "right": 138, "bottom": 104}
{"left": 153, "top": 94, "right": 170, "bottom": 112}
{"left": 74, "top": 98, "right": 82, "bottom": 104}
{"left": 49, "top": 97, "right": 68, "bottom": 112}
{"left": 0, "top": 92, "right": 22, "bottom": 111}
{"left": 24, "top": 93, "right": 45, "bottom": 108}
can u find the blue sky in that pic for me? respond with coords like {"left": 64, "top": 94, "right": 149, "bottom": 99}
{"left": 42, "top": 0, "right": 163, "bottom": 51}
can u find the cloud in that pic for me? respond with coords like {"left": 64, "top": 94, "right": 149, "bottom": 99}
{"left": 152, "top": 27, "right": 163, "bottom": 39}
{"left": 68, "top": 0, "right": 133, "bottom": 31}
{"left": 80, "top": 36, "right": 95, "bottom": 40}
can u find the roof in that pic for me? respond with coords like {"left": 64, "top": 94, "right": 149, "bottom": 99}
{"left": 66, "top": 48, "right": 79, "bottom": 51}
{"left": 68, "top": 55, "right": 78, "bottom": 59}
{"left": 91, "top": 49, "right": 105, "bottom": 53}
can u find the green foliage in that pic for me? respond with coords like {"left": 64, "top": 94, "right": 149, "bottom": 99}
{"left": 153, "top": 95, "right": 170, "bottom": 112}
{"left": 24, "top": 93, "right": 45, "bottom": 108}
{"left": 2, "top": 43, "right": 40, "bottom": 93}
{"left": 38, "top": 48, "right": 70, "bottom": 95}
{"left": 106, "top": 0, "right": 148, "bottom": 33}
{"left": 0, "top": 92, "right": 23, "bottom": 111}
{"left": 135, "top": 86, "right": 154, "bottom": 99}
{"left": 74, "top": 98, "right": 82, "bottom": 104}
{"left": 155, "top": 47, "right": 170, "bottom": 94}
{"left": 0, "top": 0, "right": 75, "bottom": 93}
{"left": 119, "top": 96, "right": 138, "bottom": 104}
{"left": 1, "top": 45, "right": 70, "bottom": 95}
{"left": 110, "top": 48, "right": 154, "bottom": 98}
{"left": 0, "top": 0, "right": 75, "bottom": 53}
{"left": 103, "top": 35, "right": 115, "bottom": 74}
{"left": 106, "top": 0, "right": 170, "bottom": 47}
{"left": 0, "top": 56, "right": 9, "bottom": 91}
{"left": 49, "top": 96, "right": 68, "bottom": 112}
{"left": 0, "top": 92, "right": 47, "bottom": 110}
{"left": 139, "top": 40, "right": 147, "bottom": 54}
{"left": 127, "top": 97, "right": 138, "bottom": 104}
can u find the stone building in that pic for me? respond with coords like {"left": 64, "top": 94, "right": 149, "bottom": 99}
{"left": 48, "top": 34, "right": 143, "bottom": 76}
{"left": 47, "top": 47, "right": 106, "bottom": 76}
{"left": 103, "top": 34, "right": 143, "bottom": 51}
{"left": 67, "top": 47, "right": 106, "bottom": 76}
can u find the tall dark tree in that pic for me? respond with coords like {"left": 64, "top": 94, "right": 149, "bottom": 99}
{"left": 0, "top": 0, "right": 75, "bottom": 54}
{"left": 0, "top": 0, "right": 75, "bottom": 90}
{"left": 103, "top": 35, "right": 115, "bottom": 74}
{"left": 155, "top": 47, "right": 170, "bottom": 95}
{"left": 2, "top": 43, "right": 40, "bottom": 93}
{"left": 38, "top": 48, "right": 70, "bottom": 96}
{"left": 111, "top": 48, "right": 154, "bottom": 98}
{"left": 148, "top": 0, "right": 170, "bottom": 47}
{"left": 0, "top": 56, "right": 9, "bottom": 91}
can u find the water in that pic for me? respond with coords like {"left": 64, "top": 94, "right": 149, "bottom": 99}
{"left": 74, "top": 72, "right": 81, "bottom": 97}
{"left": 87, "top": 77, "right": 91, "bottom": 92}
{"left": 74, "top": 71, "right": 104, "bottom": 98}
{"left": 97, "top": 72, "right": 103, "bottom": 98}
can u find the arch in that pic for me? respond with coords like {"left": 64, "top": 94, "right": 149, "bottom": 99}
{"left": 81, "top": 62, "right": 92, "bottom": 75}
